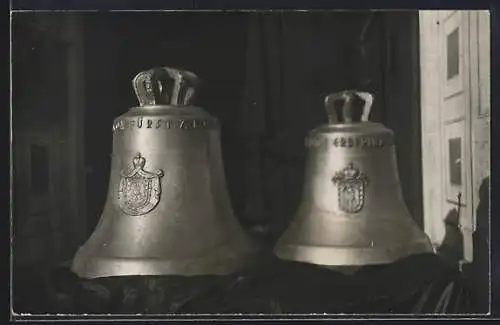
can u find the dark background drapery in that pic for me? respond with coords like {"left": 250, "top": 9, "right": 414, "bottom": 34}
{"left": 235, "top": 11, "right": 423, "bottom": 242}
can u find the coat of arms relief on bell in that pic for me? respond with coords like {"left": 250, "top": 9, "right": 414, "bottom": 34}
{"left": 332, "top": 163, "right": 369, "bottom": 214}
{"left": 117, "top": 152, "right": 164, "bottom": 216}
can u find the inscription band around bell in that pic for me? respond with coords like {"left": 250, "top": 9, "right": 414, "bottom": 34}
{"left": 274, "top": 90, "right": 433, "bottom": 266}
{"left": 71, "top": 67, "right": 257, "bottom": 279}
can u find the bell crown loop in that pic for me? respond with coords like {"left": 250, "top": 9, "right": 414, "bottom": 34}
{"left": 324, "top": 90, "right": 374, "bottom": 124}
{"left": 132, "top": 67, "right": 201, "bottom": 107}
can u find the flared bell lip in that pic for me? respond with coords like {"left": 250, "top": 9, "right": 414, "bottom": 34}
{"left": 71, "top": 248, "right": 260, "bottom": 279}
{"left": 273, "top": 238, "right": 434, "bottom": 267}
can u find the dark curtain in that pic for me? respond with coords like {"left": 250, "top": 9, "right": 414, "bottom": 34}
{"left": 238, "top": 11, "right": 388, "bottom": 244}
{"left": 239, "top": 12, "right": 291, "bottom": 243}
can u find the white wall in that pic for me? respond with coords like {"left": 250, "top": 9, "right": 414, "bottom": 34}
{"left": 419, "top": 10, "right": 490, "bottom": 263}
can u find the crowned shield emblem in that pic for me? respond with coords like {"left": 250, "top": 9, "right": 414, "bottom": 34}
{"left": 332, "top": 163, "right": 369, "bottom": 214}
{"left": 117, "top": 152, "right": 164, "bottom": 216}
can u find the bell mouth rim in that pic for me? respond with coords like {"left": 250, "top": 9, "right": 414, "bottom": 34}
{"left": 273, "top": 240, "right": 434, "bottom": 267}
{"left": 70, "top": 250, "right": 260, "bottom": 279}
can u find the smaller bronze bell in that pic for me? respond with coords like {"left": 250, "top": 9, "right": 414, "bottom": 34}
{"left": 274, "top": 90, "right": 433, "bottom": 266}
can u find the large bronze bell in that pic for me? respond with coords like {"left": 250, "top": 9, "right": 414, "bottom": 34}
{"left": 274, "top": 90, "right": 433, "bottom": 266}
{"left": 72, "top": 67, "right": 257, "bottom": 279}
